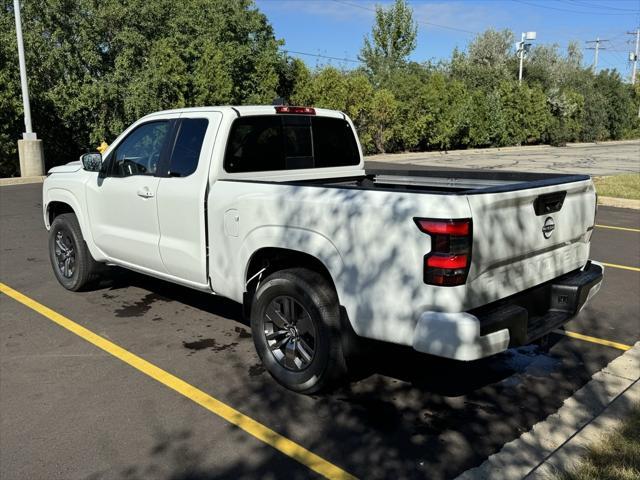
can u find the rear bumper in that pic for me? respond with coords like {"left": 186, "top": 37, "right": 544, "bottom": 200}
{"left": 412, "top": 261, "right": 604, "bottom": 360}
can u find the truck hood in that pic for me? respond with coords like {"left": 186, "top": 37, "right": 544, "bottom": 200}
{"left": 48, "top": 161, "right": 82, "bottom": 174}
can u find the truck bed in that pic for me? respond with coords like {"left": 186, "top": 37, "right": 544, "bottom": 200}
{"left": 284, "top": 168, "right": 591, "bottom": 195}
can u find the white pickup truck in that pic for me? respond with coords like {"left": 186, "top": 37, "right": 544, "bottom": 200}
{"left": 43, "top": 105, "right": 603, "bottom": 393}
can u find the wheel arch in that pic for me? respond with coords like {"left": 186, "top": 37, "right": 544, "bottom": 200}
{"left": 234, "top": 227, "right": 357, "bottom": 328}
{"left": 44, "top": 188, "right": 103, "bottom": 261}
{"left": 46, "top": 201, "right": 75, "bottom": 227}
{"left": 245, "top": 247, "right": 338, "bottom": 295}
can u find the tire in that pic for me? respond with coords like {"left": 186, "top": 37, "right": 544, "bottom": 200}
{"left": 250, "top": 268, "right": 346, "bottom": 394}
{"left": 48, "top": 213, "right": 101, "bottom": 291}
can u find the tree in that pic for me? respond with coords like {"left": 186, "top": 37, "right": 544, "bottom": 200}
{"left": 594, "top": 70, "right": 636, "bottom": 140}
{"left": 0, "top": 0, "right": 287, "bottom": 176}
{"left": 468, "top": 89, "right": 509, "bottom": 147}
{"left": 2, "top": 2, "right": 638, "bottom": 177}
{"left": 277, "top": 57, "right": 310, "bottom": 104}
{"left": 364, "top": 89, "right": 398, "bottom": 153}
{"left": 291, "top": 67, "right": 382, "bottom": 151}
{"left": 467, "top": 29, "right": 514, "bottom": 69}
{"left": 546, "top": 88, "right": 584, "bottom": 145}
{"left": 526, "top": 43, "right": 584, "bottom": 91}
{"left": 450, "top": 29, "right": 515, "bottom": 89}
{"left": 429, "top": 78, "right": 470, "bottom": 151}
{"left": 359, "top": 0, "right": 417, "bottom": 85}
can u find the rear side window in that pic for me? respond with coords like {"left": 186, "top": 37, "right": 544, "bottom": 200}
{"left": 167, "top": 118, "right": 209, "bottom": 177}
{"left": 224, "top": 115, "right": 359, "bottom": 173}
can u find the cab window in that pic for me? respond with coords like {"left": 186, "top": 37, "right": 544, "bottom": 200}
{"left": 166, "top": 119, "right": 209, "bottom": 177}
{"left": 110, "top": 121, "right": 170, "bottom": 177}
{"left": 224, "top": 115, "right": 360, "bottom": 173}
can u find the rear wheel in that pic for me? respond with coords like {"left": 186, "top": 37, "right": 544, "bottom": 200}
{"left": 250, "top": 268, "right": 346, "bottom": 393}
{"left": 49, "top": 213, "right": 101, "bottom": 291}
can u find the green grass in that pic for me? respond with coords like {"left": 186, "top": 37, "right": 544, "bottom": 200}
{"left": 593, "top": 174, "right": 640, "bottom": 200}
{"left": 555, "top": 404, "right": 640, "bottom": 480}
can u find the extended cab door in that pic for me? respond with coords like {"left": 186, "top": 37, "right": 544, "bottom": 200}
{"left": 155, "top": 112, "right": 222, "bottom": 284}
{"left": 86, "top": 118, "right": 176, "bottom": 273}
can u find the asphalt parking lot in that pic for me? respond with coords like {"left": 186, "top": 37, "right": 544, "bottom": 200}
{"left": 1, "top": 181, "right": 639, "bottom": 480}
{"left": 367, "top": 140, "right": 640, "bottom": 176}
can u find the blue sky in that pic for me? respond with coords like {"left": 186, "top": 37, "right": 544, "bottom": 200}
{"left": 255, "top": 0, "right": 640, "bottom": 81}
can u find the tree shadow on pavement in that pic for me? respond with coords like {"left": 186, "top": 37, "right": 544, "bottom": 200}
{"left": 87, "top": 266, "right": 613, "bottom": 480}
{"left": 83, "top": 171, "right": 615, "bottom": 480}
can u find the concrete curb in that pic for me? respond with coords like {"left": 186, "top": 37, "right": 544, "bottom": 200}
{"left": 598, "top": 196, "right": 640, "bottom": 210}
{"left": 456, "top": 342, "right": 640, "bottom": 480}
{"left": 0, "top": 176, "right": 45, "bottom": 187}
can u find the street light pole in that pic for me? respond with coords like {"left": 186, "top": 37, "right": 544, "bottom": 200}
{"left": 12, "top": 0, "right": 44, "bottom": 177}
{"left": 13, "top": 0, "right": 34, "bottom": 140}
{"left": 518, "top": 33, "right": 525, "bottom": 85}
{"left": 518, "top": 31, "right": 536, "bottom": 85}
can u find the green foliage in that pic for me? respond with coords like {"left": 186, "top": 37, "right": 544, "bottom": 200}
{"left": 359, "top": 0, "right": 417, "bottom": 85}
{"left": 364, "top": 89, "right": 399, "bottom": 154}
{"left": 1, "top": 0, "right": 638, "bottom": 175}
{"left": 0, "top": 0, "right": 285, "bottom": 175}
{"left": 451, "top": 29, "right": 516, "bottom": 89}
{"left": 594, "top": 70, "right": 636, "bottom": 140}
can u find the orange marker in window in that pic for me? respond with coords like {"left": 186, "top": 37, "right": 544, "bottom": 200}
{"left": 96, "top": 141, "right": 109, "bottom": 154}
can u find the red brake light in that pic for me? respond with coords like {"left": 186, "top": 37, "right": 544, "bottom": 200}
{"left": 275, "top": 106, "right": 316, "bottom": 115}
{"left": 415, "top": 218, "right": 472, "bottom": 287}
{"left": 426, "top": 254, "right": 469, "bottom": 269}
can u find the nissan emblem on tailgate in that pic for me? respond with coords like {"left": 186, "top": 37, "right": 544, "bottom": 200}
{"left": 542, "top": 217, "right": 555, "bottom": 239}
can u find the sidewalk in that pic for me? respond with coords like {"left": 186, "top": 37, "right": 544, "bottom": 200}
{"left": 456, "top": 342, "right": 640, "bottom": 480}
{"left": 598, "top": 196, "right": 640, "bottom": 210}
{"left": 0, "top": 175, "right": 45, "bottom": 187}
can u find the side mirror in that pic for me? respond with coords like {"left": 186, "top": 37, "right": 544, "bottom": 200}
{"left": 80, "top": 152, "right": 102, "bottom": 172}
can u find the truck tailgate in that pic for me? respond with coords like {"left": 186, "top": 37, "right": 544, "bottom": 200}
{"left": 465, "top": 178, "right": 596, "bottom": 307}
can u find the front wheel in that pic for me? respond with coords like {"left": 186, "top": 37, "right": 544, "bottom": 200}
{"left": 250, "top": 268, "right": 346, "bottom": 394}
{"left": 48, "top": 213, "right": 101, "bottom": 291}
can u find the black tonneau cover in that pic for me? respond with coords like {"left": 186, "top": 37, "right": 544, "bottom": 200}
{"left": 364, "top": 168, "right": 590, "bottom": 195}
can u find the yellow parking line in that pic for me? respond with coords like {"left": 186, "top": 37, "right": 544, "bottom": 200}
{"left": 0, "top": 282, "right": 357, "bottom": 480}
{"left": 600, "top": 262, "right": 640, "bottom": 273}
{"left": 596, "top": 224, "right": 640, "bottom": 233}
{"left": 555, "top": 329, "right": 632, "bottom": 351}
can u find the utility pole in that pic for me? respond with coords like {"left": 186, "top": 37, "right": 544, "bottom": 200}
{"left": 629, "top": 29, "right": 640, "bottom": 118}
{"left": 518, "top": 31, "right": 537, "bottom": 85}
{"left": 586, "top": 38, "right": 608, "bottom": 73}
{"left": 12, "top": 0, "right": 44, "bottom": 177}
{"left": 628, "top": 29, "right": 639, "bottom": 85}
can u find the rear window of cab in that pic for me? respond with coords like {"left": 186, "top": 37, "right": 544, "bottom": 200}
{"left": 223, "top": 115, "right": 360, "bottom": 173}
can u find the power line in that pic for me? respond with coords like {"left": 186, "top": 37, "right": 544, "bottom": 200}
{"left": 561, "top": 0, "right": 640, "bottom": 13}
{"left": 511, "top": 0, "right": 634, "bottom": 15}
{"left": 283, "top": 49, "right": 361, "bottom": 64}
{"left": 331, "top": 0, "right": 478, "bottom": 35}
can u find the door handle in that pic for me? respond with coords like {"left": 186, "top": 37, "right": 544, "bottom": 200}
{"left": 137, "top": 187, "right": 154, "bottom": 198}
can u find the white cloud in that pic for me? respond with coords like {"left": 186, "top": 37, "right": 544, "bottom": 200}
{"left": 411, "top": 1, "right": 512, "bottom": 35}
{"left": 256, "top": 0, "right": 376, "bottom": 22}
{"left": 257, "top": 1, "right": 513, "bottom": 34}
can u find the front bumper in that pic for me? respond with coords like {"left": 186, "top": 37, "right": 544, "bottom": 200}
{"left": 412, "top": 261, "right": 604, "bottom": 361}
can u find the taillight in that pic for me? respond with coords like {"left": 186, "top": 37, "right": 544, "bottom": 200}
{"left": 275, "top": 106, "right": 316, "bottom": 115}
{"left": 415, "top": 218, "right": 472, "bottom": 287}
